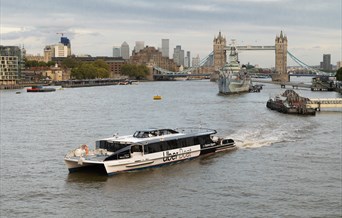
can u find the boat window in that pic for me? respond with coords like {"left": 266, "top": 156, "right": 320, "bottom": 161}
{"left": 104, "top": 147, "right": 131, "bottom": 161}
{"left": 198, "top": 135, "right": 213, "bottom": 145}
{"left": 131, "top": 145, "right": 143, "bottom": 153}
{"left": 177, "top": 138, "right": 187, "bottom": 148}
{"left": 145, "top": 138, "right": 192, "bottom": 154}
{"left": 167, "top": 140, "right": 178, "bottom": 150}
{"left": 133, "top": 131, "right": 151, "bottom": 138}
{"left": 133, "top": 129, "right": 179, "bottom": 138}
{"left": 187, "top": 137, "right": 195, "bottom": 146}
{"left": 145, "top": 143, "right": 162, "bottom": 154}
{"left": 118, "top": 150, "right": 131, "bottom": 159}
{"left": 96, "top": 140, "right": 129, "bottom": 152}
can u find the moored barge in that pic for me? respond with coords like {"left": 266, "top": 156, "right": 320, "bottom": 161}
{"left": 266, "top": 90, "right": 316, "bottom": 115}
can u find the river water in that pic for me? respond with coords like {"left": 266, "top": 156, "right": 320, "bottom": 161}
{"left": 0, "top": 78, "right": 341, "bottom": 217}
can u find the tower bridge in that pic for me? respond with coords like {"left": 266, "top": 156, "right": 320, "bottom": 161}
{"left": 153, "top": 31, "right": 329, "bottom": 82}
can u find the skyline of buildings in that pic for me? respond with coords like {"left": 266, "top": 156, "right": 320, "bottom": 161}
{"left": 1, "top": 31, "right": 340, "bottom": 87}
{"left": 4, "top": 31, "right": 339, "bottom": 71}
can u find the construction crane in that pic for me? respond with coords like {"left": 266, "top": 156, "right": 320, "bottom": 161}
{"left": 56, "top": 32, "right": 64, "bottom": 37}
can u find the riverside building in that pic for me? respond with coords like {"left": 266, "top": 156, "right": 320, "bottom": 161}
{"left": 0, "top": 45, "right": 24, "bottom": 87}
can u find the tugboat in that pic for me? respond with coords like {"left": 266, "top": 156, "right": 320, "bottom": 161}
{"left": 266, "top": 90, "right": 316, "bottom": 115}
{"left": 27, "top": 85, "right": 56, "bottom": 92}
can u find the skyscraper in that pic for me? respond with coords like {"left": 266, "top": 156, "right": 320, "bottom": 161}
{"left": 162, "top": 39, "right": 169, "bottom": 57}
{"left": 134, "top": 41, "right": 144, "bottom": 53}
{"left": 121, "top": 41, "right": 130, "bottom": 60}
{"left": 113, "top": 46, "right": 121, "bottom": 57}
{"left": 173, "top": 45, "right": 184, "bottom": 66}
{"left": 186, "top": 51, "right": 191, "bottom": 68}
{"left": 320, "top": 54, "right": 332, "bottom": 71}
{"left": 53, "top": 43, "right": 69, "bottom": 57}
{"left": 60, "top": 36, "right": 71, "bottom": 56}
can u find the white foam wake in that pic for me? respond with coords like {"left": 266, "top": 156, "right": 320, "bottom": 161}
{"left": 226, "top": 128, "right": 295, "bottom": 149}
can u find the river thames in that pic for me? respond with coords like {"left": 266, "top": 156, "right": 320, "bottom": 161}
{"left": 0, "top": 78, "right": 341, "bottom": 217}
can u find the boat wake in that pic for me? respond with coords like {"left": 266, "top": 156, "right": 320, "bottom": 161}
{"left": 226, "top": 123, "right": 301, "bottom": 149}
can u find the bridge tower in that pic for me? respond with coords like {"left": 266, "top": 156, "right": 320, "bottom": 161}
{"left": 273, "top": 31, "right": 289, "bottom": 82}
{"left": 213, "top": 31, "right": 226, "bottom": 70}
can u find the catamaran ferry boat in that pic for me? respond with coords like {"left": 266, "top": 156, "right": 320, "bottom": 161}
{"left": 64, "top": 128, "right": 235, "bottom": 175}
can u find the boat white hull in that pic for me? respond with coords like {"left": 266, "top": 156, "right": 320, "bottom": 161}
{"left": 64, "top": 145, "right": 201, "bottom": 175}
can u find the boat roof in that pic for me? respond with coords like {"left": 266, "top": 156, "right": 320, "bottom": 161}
{"left": 98, "top": 128, "right": 216, "bottom": 145}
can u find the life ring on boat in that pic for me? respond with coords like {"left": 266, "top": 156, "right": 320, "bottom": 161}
{"left": 81, "top": 144, "right": 89, "bottom": 156}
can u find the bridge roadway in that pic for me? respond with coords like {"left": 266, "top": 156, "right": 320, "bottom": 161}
{"left": 306, "top": 98, "right": 342, "bottom": 110}
{"left": 225, "top": 45, "right": 275, "bottom": 50}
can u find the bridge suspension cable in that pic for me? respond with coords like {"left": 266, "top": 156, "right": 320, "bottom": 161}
{"left": 287, "top": 51, "right": 330, "bottom": 76}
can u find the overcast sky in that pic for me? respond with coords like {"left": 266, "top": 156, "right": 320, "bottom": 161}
{"left": 1, "top": 0, "right": 341, "bottom": 67}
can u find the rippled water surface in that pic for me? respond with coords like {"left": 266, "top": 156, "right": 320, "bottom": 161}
{"left": 1, "top": 79, "right": 341, "bottom": 217}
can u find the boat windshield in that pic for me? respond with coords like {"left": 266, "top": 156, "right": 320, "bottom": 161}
{"left": 133, "top": 129, "right": 178, "bottom": 138}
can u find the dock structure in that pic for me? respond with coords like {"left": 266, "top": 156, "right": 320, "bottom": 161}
{"left": 306, "top": 98, "right": 342, "bottom": 111}
{"left": 252, "top": 79, "right": 312, "bottom": 89}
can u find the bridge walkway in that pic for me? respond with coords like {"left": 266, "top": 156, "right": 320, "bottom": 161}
{"left": 306, "top": 98, "right": 342, "bottom": 110}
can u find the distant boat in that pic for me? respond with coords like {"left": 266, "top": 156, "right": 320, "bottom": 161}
{"left": 153, "top": 95, "right": 162, "bottom": 100}
{"left": 27, "top": 85, "right": 56, "bottom": 92}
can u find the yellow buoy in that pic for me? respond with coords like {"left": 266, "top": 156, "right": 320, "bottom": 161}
{"left": 153, "top": 95, "right": 162, "bottom": 100}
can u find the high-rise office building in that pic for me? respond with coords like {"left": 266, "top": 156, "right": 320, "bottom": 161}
{"left": 173, "top": 45, "right": 184, "bottom": 66}
{"left": 184, "top": 57, "right": 189, "bottom": 68}
{"left": 320, "top": 54, "right": 332, "bottom": 71}
{"left": 186, "top": 51, "right": 191, "bottom": 68}
{"left": 134, "top": 41, "right": 144, "bottom": 53}
{"left": 43, "top": 36, "right": 71, "bottom": 61}
{"left": 53, "top": 43, "right": 69, "bottom": 57}
{"left": 113, "top": 46, "right": 121, "bottom": 57}
{"left": 192, "top": 54, "right": 200, "bottom": 67}
{"left": 121, "top": 41, "right": 130, "bottom": 60}
{"left": 60, "top": 36, "right": 71, "bottom": 56}
{"left": 161, "top": 39, "right": 169, "bottom": 57}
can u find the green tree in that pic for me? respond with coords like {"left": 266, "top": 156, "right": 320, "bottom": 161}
{"left": 121, "top": 64, "right": 149, "bottom": 79}
{"left": 46, "top": 61, "right": 56, "bottom": 67}
{"left": 70, "top": 61, "right": 110, "bottom": 79}
{"left": 61, "top": 57, "right": 80, "bottom": 69}
{"left": 93, "top": 59, "right": 110, "bottom": 71}
{"left": 336, "top": 67, "right": 342, "bottom": 81}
